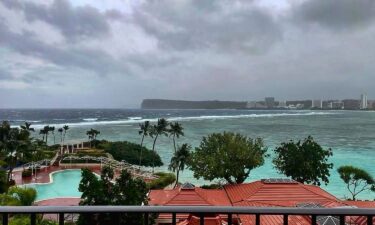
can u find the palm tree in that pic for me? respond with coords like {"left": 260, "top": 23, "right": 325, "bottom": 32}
{"left": 41, "top": 126, "right": 50, "bottom": 145}
{"left": 86, "top": 128, "right": 100, "bottom": 148}
{"left": 20, "top": 122, "right": 35, "bottom": 133}
{"left": 150, "top": 118, "right": 169, "bottom": 173}
{"left": 57, "top": 128, "right": 64, "bottom": 154}
{"left": 49, "top": 126, "right": 55, "bottom": 145}
{"left": 138, "top": 121, "right": 151, "bottom": 167}
{"left": 169, "top": 122, "right": 184, "bottom": 153}
{"left": 58, "top": 128, "right": 63, "bottom": 144}
{"left": 39, "top": 129, "right": 46, "bottom": 142}
{"left": 62, "top": 125, "right": 69, "bottom": 146}
{"left": 169, "top": 143, "right": 191, "bottom": 188}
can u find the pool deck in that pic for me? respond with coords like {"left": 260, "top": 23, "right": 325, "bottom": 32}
{"left": 13, "top": 165, "right": 155, "bottom": 206}
{"left": 13, "top": 165, "right": 102, "bottom": 185}
{"left": 36, "top": 198, "right": 81, "bottom": 206}
{"left": 13, "top": 165, "right": 102, "bottom": 206}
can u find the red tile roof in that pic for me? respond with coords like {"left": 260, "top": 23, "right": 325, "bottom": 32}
{"left": 224, "top": 181, "right": 339, "bottom": 205}
{"left": 177, "top": 215, "right": 227, "bottom": 225}
{"left": 150, "top": 180, "right": 375, "bottom": 225}
{"left": 343, "top": 201, "right": 375, "bottom": 208}
{"left": 149, "top": 187, "right": 231, "bottom": 206}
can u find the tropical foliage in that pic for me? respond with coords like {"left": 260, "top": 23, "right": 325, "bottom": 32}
{"left": 169, "top": 143, "right": 190, "bottom": 188}
{"left": 138, "top": 121, "right": 151, "bottom": 167}
{"left": 86, "top": 128, "right": 100, "bottom": 148}
{"left": 0, "top": 186, "right": 36, "bottom": 206}
{"left": 77, "top": 166, "right": 149, "bottom": 225}
{"left": 147, "top": 172, "right": 176, "bottom": 190}
{"left": 337, "top": 165, "right": 375, "bottom": 200}
{"left": 0, "top": 121, "right": 32, "bottom": 182}
{"left": 189, "top": 132, "right": 267, "bottom": 184}
{"left": 99, "top": 141, "right": 163, "bottom": 167}
{"left": 169, "top": 122, "right": 184, "bottom": 153}
{"left": 150, "top": 118, "right": 169, "bottom": 172}
{"left": 273, "top": 136, "right": 333, "bottom": 186}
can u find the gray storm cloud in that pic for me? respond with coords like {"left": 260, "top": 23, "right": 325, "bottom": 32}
{"left": 0, "top": 0, "right": 374, "bottom": 108}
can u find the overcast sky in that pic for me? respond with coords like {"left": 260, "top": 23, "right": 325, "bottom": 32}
{"left": 0, "top": 0, "right": 374, "bottom": 108}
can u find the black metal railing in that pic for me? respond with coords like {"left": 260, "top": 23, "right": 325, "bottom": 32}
{"left": 0, "top": 206, "right": 374, "bottom": 225}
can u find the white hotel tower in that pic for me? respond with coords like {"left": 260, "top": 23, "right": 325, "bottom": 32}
{"left": 360, "top": 93, "right": 368, "bottom": 109}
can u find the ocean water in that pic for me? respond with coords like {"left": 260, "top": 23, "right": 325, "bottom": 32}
{"left": 1, "top": 109, "right": 375, "bottom": 200}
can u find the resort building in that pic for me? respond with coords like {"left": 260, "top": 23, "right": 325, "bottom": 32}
{"left": 312, "top": 99, "right": 323, "bottom": 109}
{"left": 360, "top": 93, "right": 368, "bottom": 109}
{"left": 149, "top": 179, "right": 375, "bottom": 225}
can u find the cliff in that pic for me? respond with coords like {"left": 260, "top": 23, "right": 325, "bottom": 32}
{"left": 141, "top": 99, "right": 247, "bottom": 109}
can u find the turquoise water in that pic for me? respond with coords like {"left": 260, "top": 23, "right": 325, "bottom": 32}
{"left": 26, "top": 170, "right": 83, "bottom": 201}
{"left": 3, "top": 109, "right": 375, "bottom": 200}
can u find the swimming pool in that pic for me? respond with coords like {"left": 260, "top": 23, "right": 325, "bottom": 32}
{"left": 25, "top": 169, "right": 83, "bottom": 201}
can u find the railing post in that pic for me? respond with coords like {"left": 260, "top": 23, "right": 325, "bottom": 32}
{"left": 256, "top": 214, "right": 260, "bottom": 225}
{"left": 284, "top": 214, "right": 289, "bottom": 225}
{"left": 30, "top": 213, "right": 36, "bottom": 225}
{"left": 311, "top": 215, "right": 316, "bottom": 225}
{"left": 200, "top": 213, "right": 204, "bottom": 225}
{"left": 228, "top": 213, "right": 232, "bottom": 225}
{"left": 144, "top": 212, "right": 149, "bottom": 225}
{"left": 367, "top": 216, "right": 373, "bottom": 225}
{"left": 340, "top": 215, "right": 345, "bottom": 225}
{"left": 2, "top": 213, "right": 8, "bottom": 225}
{"left": 59, "top": 213, "right": 64, "bottom": 225}
{"left": 172, "top": 213, "right": 177, "bottom": 225}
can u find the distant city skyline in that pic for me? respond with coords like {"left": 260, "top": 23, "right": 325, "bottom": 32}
{"left": 1, "top": 0, "right": 375, "bottom": 108}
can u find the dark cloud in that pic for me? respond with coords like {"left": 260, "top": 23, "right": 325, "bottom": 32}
{"left": 0, "top": 0, "right": 110, "bottom": 41}
{"left": 293, "top": 0, "right": 375, "bottom": 30}
{"left": 134, "top": 0, "right": 282, "bottom": 53}
{"left": 0, "top": 20, "right": 127, "bottom": 76}
{"left": 1, "top": 0, "right": 375, "bottom": 108}
{"left": 0, "top": 68, "right": 12, "bottom": 80}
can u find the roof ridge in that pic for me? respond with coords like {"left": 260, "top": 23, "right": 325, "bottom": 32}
{"left": 164, "top": 189, "right": 184, "bottom": 205}
{"left": 165, "top": 188, "right": 209, "bottom": 205}
{"left": 194, "top": 188, "right": 215, "bottom": 205}
{"left": 225, "top": 181, "right": 265, "bottom": 204}
{"left": 299, "top": 183, "right": 338, "bottom": 201}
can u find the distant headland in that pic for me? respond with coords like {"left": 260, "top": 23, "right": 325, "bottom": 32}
{"left": 141, "top": 94, "right": 375, "bottom": 110}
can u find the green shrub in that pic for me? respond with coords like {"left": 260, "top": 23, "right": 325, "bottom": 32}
{"left": 8, "top": 186, "right": 37, "bottom": 206}
{"left": 148, "top": 172, "right": 176, "bottom": 190}
{"left": 9, "top": 216, "right": 57, "bottom": 225}
{"left": 99, "top": 141, "right": 163, "bottom": 167}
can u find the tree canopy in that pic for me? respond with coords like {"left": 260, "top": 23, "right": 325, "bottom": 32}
{"left": 189, "top": 132, "right": 267, "bottom": 184}
{"left": 78, "top": 166, "right": 149, "bottom": 225}
{"left": 273, "top": 136, "right": 333, "bottom": 186}
{"left": 99, "top": 141, "right": 163, "bottom": 167}
{"left": 337, "top": 165, "right": 375, "bottom": 200}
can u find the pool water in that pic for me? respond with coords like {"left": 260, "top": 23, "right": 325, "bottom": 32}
{"left": 26, "top": 170, "right": 83, "bottom": 201}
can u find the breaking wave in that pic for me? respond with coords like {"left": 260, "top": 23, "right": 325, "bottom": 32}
{"left": 25, "top": 111, "right": 337, "bottom": 129}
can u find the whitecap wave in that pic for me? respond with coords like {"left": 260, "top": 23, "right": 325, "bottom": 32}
{"left": 11, "top": 120, "right": 42, "bottom": 123}
{"left": 128, "top": 117, "right": 142, "bottom": 120}
{"left": 23, "top": 111, "right": 337, "bottom": 129}
{"left": 83, "top": 118, "right": 98, "bottom": 121}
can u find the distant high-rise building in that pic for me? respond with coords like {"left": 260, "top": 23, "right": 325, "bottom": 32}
{"left": 265, "top": 97, "right": 275, "bottom": 108}
{"left": 342, "top": 99, "right": 360, "bottom": 110}
{"left": 312, "top": 99, "right": 322, "bottom": 109}
{"left": 360, "top": 93, "right": 368, "bottom": 109}
{"left": 278, "top": 101, "right": 287, "bottom": 108}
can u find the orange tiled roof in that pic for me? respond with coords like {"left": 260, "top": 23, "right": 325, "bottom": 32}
{"left": 177, "top": 215, "right": 227, "bottom": 225}
{"left": 149, "top": 187, "right": 231, "bottom": 206}
{"left": 150, "top": 180, "right": 375, "bottom": 225}
{"left": 224, "top": 181, "right": 339, "bottom": 205}
{"left": 343, "top": 200, "right": 375, "bottom": 208}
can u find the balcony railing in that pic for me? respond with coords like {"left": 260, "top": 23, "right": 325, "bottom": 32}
{"left": 0, "top": 206, "right": 374, "bottom": 225}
